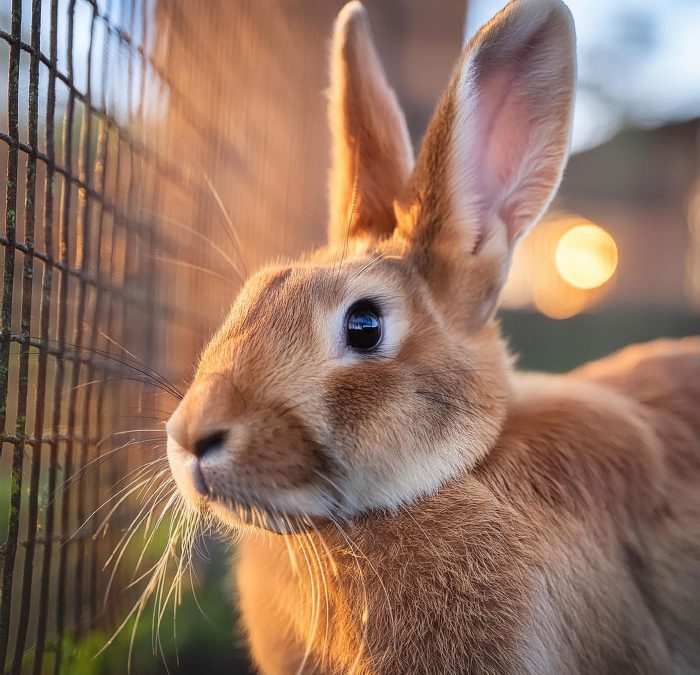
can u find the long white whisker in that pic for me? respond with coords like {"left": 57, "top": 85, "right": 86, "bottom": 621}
{"left": 147, "top": 253, "right": 235, "bottom": 284}
{"left": 324, "top": 511, "right": 370, "bottom": 675}
{"left": 291, "top": 515, "right": 319, "bottom": 675}
{"left": 137, "top": 206, "right": 245, "bottom": 281}
{"left": 307, "top": 519, "right": 333, "bottom": 670}
{"left": 203, "top": 172, "right": 248, "bottom": 276}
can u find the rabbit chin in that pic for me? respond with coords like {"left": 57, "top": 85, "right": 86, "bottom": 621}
{"left": 167, "top": 438, "right": 336, "bottom": 533}
{"left": 171, "top": 472, "right": 337, "bottom": 535}
{"left": 205, "top": 451, "right": 472, "bottom": 535}
{"left": 206, "top": 493, "right": 332, "bottom": 535}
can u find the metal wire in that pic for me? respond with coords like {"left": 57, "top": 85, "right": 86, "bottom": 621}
{"left": 0, "top": 0, "right": 189, "bottom": 671}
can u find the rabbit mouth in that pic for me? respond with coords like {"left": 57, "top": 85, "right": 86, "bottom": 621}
{"left": 168, "top": 430, "right": 348, "bottom": 533}
{"left": 205, "top": 490, "right": 333, "bottom": 535}
{"left": 196, "top": 460, "right": 346, "bottom": 534}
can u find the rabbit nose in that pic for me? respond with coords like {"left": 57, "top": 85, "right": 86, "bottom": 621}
{"left": 192, "top": 430, "right": 228, "bottom": 458}
{"left": 166, "top": 374, "right": 240, "bottom": 456}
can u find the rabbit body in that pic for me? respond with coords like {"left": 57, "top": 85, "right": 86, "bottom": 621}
{"left": 164, "top": 0, "right": 700, "bottom": 672}
{"left": 237, "top": 337, "right": 700, "bottom": 674}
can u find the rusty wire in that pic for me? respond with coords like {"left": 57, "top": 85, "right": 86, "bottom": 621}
{"left": 0, "top": 0, "right": 194, "bottom": 672}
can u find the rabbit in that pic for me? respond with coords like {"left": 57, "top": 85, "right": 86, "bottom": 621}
{"left": 165, "top": 0, "right": 700, "bottom": 672}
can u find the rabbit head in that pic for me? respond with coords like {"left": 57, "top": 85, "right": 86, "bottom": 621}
{"left": 166, "top": 0, "right": 576, "bottom": 533}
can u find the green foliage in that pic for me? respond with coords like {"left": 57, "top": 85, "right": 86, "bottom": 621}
{"left": 57, "top": 544, "right": 252, "bottom": 675}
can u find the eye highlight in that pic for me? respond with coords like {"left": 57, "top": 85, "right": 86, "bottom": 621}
{"left": 345, "top": 301, "right": 382, "bottom": 351}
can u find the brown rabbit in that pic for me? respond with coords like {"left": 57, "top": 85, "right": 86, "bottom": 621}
{"left": 165, "top": 0, "right": 700, "bottom": 672}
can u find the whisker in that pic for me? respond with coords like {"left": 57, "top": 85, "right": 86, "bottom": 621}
{"left": 19, "top": 335, "right": 184, "bottom": 399}
{"left": 103, "top": 479, "right": 174, "bottom": 576}
{"left": 306, "top": 519, "right": 334, "bottom": 670}
{"left": 71, "top": 464, "right": 165, "bottom": 541}
{"left": 79, "top": 477, "right": 155, "bottom": 544}
{"left": 292, "top": 517, "right": 319, "bottom": 675}
{"left": 56, "top": 437, "right": 164, "bottom": 497}
{"left": 347, "top": 251, "right": 387, "bottom": 285}
{"left": 203, "top": 172, "right": 248, "bottom": 276}
{"left": 137, "top": 206, "right": 245, "bottom": 280}
{"left": 323, "top": 511, "right": 371, "bottom": 675}
{"left": 147, "top": 253, "right": 236, "bottom": 284}
{"left": 132, "top": 491, "right": 182, "bottom": 578}
{"left": 334, "top": 141, "right": 360, "bottom": 286}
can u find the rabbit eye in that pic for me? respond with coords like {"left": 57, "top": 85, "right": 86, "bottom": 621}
{"left": 346, "top": 302, "right": 382, "bottom": 351}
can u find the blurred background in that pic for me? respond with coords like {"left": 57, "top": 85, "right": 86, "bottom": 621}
{"left": 0, "top": 0, "right": 698, "bottom": 672}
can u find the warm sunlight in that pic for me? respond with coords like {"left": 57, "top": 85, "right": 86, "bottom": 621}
{"left": 2, "top": 1, "right": 699, "bottom": 672}
{"left": 502, "top": 216, "right": 618, "bottom": 319}
{"left": 555, "top": 223, "right": 618, "bottom": 289}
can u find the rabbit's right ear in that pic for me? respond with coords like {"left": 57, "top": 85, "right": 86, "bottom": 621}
{"left": 398, "top": 0, "right": 576, "bottom": 331}
{"left": 328, "top": 2, "right": 414, "bottom": 247}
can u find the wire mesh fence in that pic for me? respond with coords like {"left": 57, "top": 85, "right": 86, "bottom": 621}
{"left": 0, "top": 0, "right": 203, "bottom": 671}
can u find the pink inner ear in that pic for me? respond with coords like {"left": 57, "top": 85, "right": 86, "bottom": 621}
{"left": 414, "top": 0, "right": 574, "bottom": 263}
{"left": 473, "top": 62, "right": 538, "bottom": 246}
{"left": 458, "top": 7, "right": 574, "bottom": 252}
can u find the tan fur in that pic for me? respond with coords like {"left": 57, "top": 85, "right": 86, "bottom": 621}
{"left": 235, "top": 340, "right": 700, "bottom": 674}
{"left": 165, "top": 0, "right": 700, "bottom": 672}
{"left": 328, "top": 1, "right": 414, "bottom": 245}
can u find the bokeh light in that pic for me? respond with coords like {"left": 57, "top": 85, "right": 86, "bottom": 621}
{"left": 502, "top": 216, "right": 620, "bottom": 320}
{"left": 555, "top": 224, "right": 618, "bottom": 289}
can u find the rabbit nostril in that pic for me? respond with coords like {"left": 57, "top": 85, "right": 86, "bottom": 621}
{"left": 192, "top": 430, "right": 228, "bottom": 458}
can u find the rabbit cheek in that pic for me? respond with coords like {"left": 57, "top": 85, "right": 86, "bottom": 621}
{"left": 236, "top": 412, "right": 331, "bottom": 493}
{"left": 325, "top": 361, "right": 404, "bottom": 433}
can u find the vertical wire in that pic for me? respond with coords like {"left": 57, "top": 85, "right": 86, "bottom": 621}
{"left": 0, "top": 0, "right": 23, "bottom": 669}
{"left": 101, "top": 0, "right": 133, "bottom": 627}
{"left": 120, "top": 1, "right": 139, "bottom": 596}
{"left": 99, "top": 12, "right": 126, "bottom": 629}
{"left": 138, "top": 0, "right": 164, "bottom": 586}
{"left": 11, "top": 0, "right": 43, "bottom": 670}
{"left": 54, "top": 0, "right": 79, "bottom": 669}
{"left": 86, "top": 0, "right": 116, "bottom": 630}
{"left": 142, "top": 0, "right": 158, "bottom": 380}
{"left": 33, "top": 1, "right": 60, "bottom": 672}
{"left": 70, "top": 0, "right": 97, "bottom": 638}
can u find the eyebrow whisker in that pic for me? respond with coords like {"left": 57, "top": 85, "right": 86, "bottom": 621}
{"left": 347, "top": 252, "right": 387, "bottom": 285}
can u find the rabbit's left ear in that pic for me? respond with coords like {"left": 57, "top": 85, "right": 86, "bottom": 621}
{"left": 328, "top": 2, "right": 414, "bottom": 246}
{"left": 400, "top": 0, "right": 576, "bottom": 329}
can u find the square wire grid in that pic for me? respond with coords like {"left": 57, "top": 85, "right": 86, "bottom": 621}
{"left": 0, "top": 0, "right": 206, "bottom": 671}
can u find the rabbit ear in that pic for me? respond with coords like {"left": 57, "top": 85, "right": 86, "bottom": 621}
{"left": 399, "top": 0, "right": 576, "bottom": 328}
{"left": 328, "top": 1, "right": 414, "bottom": 246}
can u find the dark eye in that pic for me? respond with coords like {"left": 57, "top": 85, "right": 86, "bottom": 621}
{"left": 346, "top": 302, "right": 382, "bottom": 351}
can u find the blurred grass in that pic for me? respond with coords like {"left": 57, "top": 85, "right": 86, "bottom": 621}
{"left": 26, "top": 539, "right": 252, "bottom": 675}
{"left": 501, "top": 307, "right": 700, "bottom": 372}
